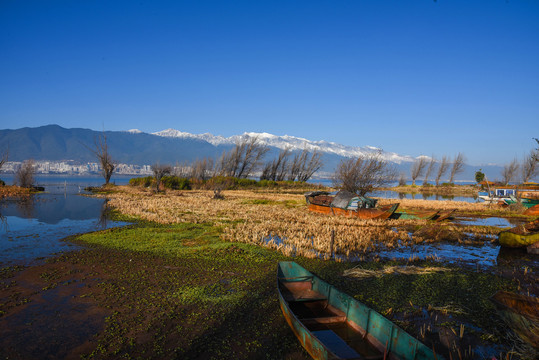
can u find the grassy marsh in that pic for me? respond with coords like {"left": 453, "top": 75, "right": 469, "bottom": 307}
{"left": 1, "top": 185, "right": 537, "bottom": 359}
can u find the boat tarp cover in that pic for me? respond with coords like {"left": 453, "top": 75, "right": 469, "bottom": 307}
{"left": 330, "top": 191, "right": 377, "bottom": 210}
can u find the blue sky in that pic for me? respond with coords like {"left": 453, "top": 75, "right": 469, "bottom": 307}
{"left": 1, "top": 0, "right": 538, "bottom": 165}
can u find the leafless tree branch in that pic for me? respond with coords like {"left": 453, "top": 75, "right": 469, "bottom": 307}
{"left": 449, "top": 153, "right": 466, "bottom": 184}
{"left": 151, "top": 163, "right": 172, "bottom": 192}
{"left": 435, "top": 156, "right": 450, "bottom": 186}
{"left": 423, "top": 155, "right": 436, "bottom": 186}
{"left": 522, "top": 150, "right": 539, "bottom": 183}
{"left": 501, "top": 158, "right": 519, "bottom": 185}
{"left": 410, "top": 157, "right": 428, "bottom": 185}
{"left": 332, "top": 151, "right": 397, "bottom": 196}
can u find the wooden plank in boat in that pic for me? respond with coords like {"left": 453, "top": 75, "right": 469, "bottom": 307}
{"left": 312, "top": 330, "right": 361, "bottom": 359}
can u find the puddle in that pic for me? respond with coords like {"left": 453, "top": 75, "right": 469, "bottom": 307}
{"left": 375, "top": 242, "right": 500, "bottom": 267}
{"left": 1, "top": 190, "right": 129, "bottom": 266}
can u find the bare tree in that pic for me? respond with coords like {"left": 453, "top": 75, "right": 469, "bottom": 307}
{"left": 398, "top": 172, "right": 407, "bottom": 187}
{"left": 286, "top": 149, "right": 323, "bottom": 182}
{"left": 435, "top": 156, "right": 450, "bottom": 186}
{"left": 89, "top": 131, "right": 116, "bottom": 185}
{"left": 0, "top": 146, "right": 8, "bottom": 173}
{"left": 15, "top": 160, "right": 35, "bottom": 188}
{"left": 332, "top": 151, "right": 397, "bottom": 196}
{"left": 296, "top": 149, "right": 323, "bottom": 182}
{"left": 219, "top": 137, "right": 269, "bottom": 178}
{"left": 449, "top": 153, "right": 466, "bottom": 184}
{"left": 410, "top": 157, "right": 428, "bottom": 186}
{"left": 422, "top": 156, "right": 436, "bottom": 186}
{"left": 260, "top": 147, "right": 291, "bottom": 181}
{"left": 534, "top": 138, "right": 539, "bottom": 162}
{"left": 501, "top": 158, "right": 520, "bottom": 185}
{"left": 191, "top": 158, "right": 214, "bottom": 181}
{"left": 152, "top": 163, "right": 172, "bottom": 192}
{"left": 522, "top": 150, "right": 539, "bottom": 183}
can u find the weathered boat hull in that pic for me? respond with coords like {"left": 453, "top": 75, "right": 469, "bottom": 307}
{"left": 498, "top": 219, "right": 539, "bottom": 248}
{"left": 490, "top": 291, "right": 539, "bottom": 349}
{"left": 392, "top": 209, "right": 440, "bottom": 220}
{"left": 278, "top": 261, "right": 442, "bottom": 360}
{"left": 503, "top": 197, "right": 539, "bottom": 208}
{"left": 524, "top": 204, "right": 539, "bottom": 216}
{"left": 433, "top": 209, "right": 456, "bottom": 221}
{"left": 308, "top": 203, "right": 399, "bottom": 220}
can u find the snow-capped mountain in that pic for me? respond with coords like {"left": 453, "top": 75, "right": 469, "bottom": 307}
{"left": 152, "top": 129, "right": 415, "bottom": 164}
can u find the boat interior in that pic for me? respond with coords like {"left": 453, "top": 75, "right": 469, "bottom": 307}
{"left": 279, "top": 278, "right": 384, "bottom": 360}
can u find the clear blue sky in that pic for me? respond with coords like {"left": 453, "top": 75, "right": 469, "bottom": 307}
{"left": 1, "top": 0, "right": 538, "bottom": 165}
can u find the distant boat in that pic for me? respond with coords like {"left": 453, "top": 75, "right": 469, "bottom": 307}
{"left": 305, "top": 191, "right": 399, "bottom": 220}
{"left": 478, "top": 185, "right": 539, "bottom": 204}
{"left": 498, "top": 219, "right": 539, "bottom": 248}
{"left": 490, "top": 291, "right": 539, "bottom": 349}
{"left": 277, "top": 261, "right": 442, "bottom": 360}
{"left": 478, "top": 188, "right": 516, "bottom": 203}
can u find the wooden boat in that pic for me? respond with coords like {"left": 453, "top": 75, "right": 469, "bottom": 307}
{"left": 498, "top": 219, "right": 539, "bottom": 248}
{"left": 490, "top": 291, "right": 539, "bottom": 349}
{"left": 305, "top": 191, "right": 399, "bottom": 220}
{"left": 433, "top": 209, "right": 456, "bottom": 222}
{"left": 277, "top": 261, "right": 442, "bottom": 360}
{"left": 523, "top": 204, "right": 539, "bottom": 216}
{"left": 392, "top": 209, "right": 440, "bottom": 221}
{"left": 502, "top": 196, "right": 539, "bottom": 208}
{"left": 392, "top": 209, "right": 455, "bottom": 222}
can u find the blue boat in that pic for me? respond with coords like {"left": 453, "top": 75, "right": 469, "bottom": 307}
{"left": 278, "top": 261, "right": 442, "bottom": 360}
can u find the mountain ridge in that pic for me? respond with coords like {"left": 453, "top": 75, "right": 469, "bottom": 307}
{"left": 0, "top": 125, "right": 504, "bottom": 180}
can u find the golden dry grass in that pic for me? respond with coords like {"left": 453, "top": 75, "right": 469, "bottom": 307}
{"left": 343, "top": 265, "right": 452, "bottom": 279}
{"left": 0, "top": 185, "right": 32, "bottom": 199}
{"left": 101, "top": 186, "right": 506, "bottom": 258}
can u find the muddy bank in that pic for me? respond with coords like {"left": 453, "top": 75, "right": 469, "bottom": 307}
{"left": 1, "top": 220, "right": 537, "bottom": 359}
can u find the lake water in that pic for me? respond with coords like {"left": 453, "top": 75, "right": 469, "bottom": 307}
{"left": 0, "top": 175, "right": 131, "bottom": 266}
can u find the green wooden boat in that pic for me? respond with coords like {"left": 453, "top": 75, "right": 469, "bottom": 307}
{"left": 277, "top": 262, "right": 442, "bottom": 360}
{"left": 490, "top": 291, "right": 539, "bottom": 349}
{"left": 502, "top": 195, "right": 539, "bottom": 208}
{"left": 498, "top": 219, "right": 539, "bottom": 248}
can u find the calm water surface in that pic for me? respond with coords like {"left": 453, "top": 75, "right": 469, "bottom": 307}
{"left": 0, "top": 175, "right": 131, "bottom": 266}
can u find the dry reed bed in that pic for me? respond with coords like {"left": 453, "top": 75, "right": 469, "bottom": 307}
{"left": 102, "top": 187, "right": 499, "bottom": 258}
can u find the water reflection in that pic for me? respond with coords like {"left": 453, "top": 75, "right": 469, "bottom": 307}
{"left": 0, "top": 190, "right": 128, "bottom": 266}
{"left": 373, "top": 190, "right": 478, "bottom": 203}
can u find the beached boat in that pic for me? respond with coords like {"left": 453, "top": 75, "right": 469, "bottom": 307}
{"left": 498, "top": 219, "right": 539, "bottom": 248}
{"left": 305, "top": 191, "right": 399, "bottom": 220}
{"left": 490, "top": 291, "right": 539, "bottom": 349}
{"left": 434, "top": 209, "right": 456, "bottom": 221}
{"left": 277, "top": 261, "right": 442, "bottom": 360}
{"left": 392, "top": 208, "right": 440, "bottom": 220}
{"left": 524, "top": 204, "right": 539, "bottom": 216}
{"left": 502, "top": 195, "right": 539, "bottom": 208}
{"left": 392, "top": 209, "right": 455, "bottom": 222}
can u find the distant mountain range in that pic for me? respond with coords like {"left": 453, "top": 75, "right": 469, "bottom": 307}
{"left": 0, "top": 124, "right": 502, "bottom": 180}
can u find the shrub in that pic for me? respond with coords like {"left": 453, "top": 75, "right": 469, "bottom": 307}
{"left": 129, "top": 176, "right": 153, "bottom": 187}
{"left": 258, "top": 180, "right": 278, "bottom": 187}
{"left": 162, "top": 176, "right": 191, "bottom": 190}
{"left": 15, "top": 160, "right": 35, "bottom": 188}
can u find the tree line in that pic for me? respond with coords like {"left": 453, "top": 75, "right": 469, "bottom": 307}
{"left": 408, "top": 152, "right": 466, "bottom": 186}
